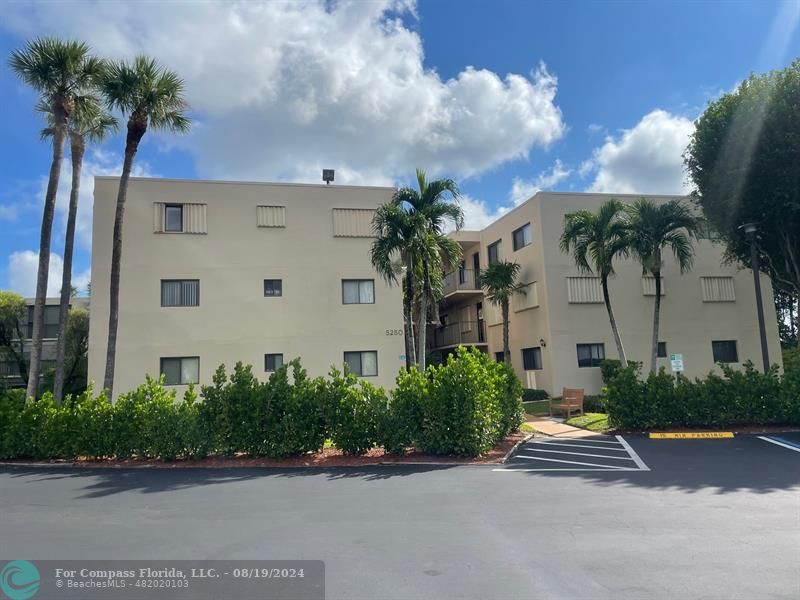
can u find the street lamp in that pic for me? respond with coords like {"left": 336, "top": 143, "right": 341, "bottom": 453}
{"left": 740, "top": 222, "right": 770, "bottom": 372}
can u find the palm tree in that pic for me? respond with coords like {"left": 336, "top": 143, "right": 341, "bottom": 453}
{"left": 371, "top": 203, "right": 421, "bottom": 368}
{"left": 392, "top": 169, "right": 463, "bottom": 371}
{"left": 560, "top": 199, "right": 631, "bottom": 368}
{"left": 625, "top": 198, "right": 698, "bottom": 374}
{"left": 99, "top": 56, "right": 190, "bottom": 397}
{"left": 8, "top": 38, "right": 104, "bottom": 400}
{"left": 39, "top": 96, "right": 117, "bottom": 402}
{"left": 478, "top": 261, "right": 523, "bottom": 362}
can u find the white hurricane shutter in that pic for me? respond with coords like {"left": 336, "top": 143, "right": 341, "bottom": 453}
{"left": 332, "top": 208, "right": 376, "bottom": 237}
{"left": 153, "top": 202, "right": 165, "bottom": 232}
{"left": 701, "top": 276, "right": 736, "bottom": 302}
{"left": 642, "top": 277, "right": 665, "bottom": 296}
{"left": 182, "top": 204, "right": 207, "bottom": 233}
{"left": 566, "top": 277, "right": 603, "bottom": 303}
{"left": 257, "top": 205, "right": 286, "bottom": 227}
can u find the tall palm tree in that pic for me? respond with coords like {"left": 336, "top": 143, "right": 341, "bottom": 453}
{"left": 99, "top": 56, "right": 190, "bottom": 397}
{"left": 371, "top": 202, "right": 421, "bottom": 368}
{"left": 40, "top": 96, "right": 117, "bottom": 402}
{"left": 625, "top": 198, "right": 698, "bottom": 374}
{"left": 560, "top": 199, "right": 631, "bottom": 367}
{"left": 393, "top": 169, "right": 463, "bottom": 371}
{"left": 8, "top": 38, "right": 104, "bottom": 400}
{"left": 478, "top": 261, "right": 523, "bottom": 362}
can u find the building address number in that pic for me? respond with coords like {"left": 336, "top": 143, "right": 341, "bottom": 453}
{"left": 385, "top": 329, "right": 404, "bottom": 336}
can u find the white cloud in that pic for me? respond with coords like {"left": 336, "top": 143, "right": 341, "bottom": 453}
{"left": 587, "top": 110, "right": 694, "bottom": 194}
{"left": 3, "top": 1, "right": 565, "bottom": 184}
{"left": 6, "top": 251, "right": 91, "bottom": 298}
{"left": 460, "top": 159, "right": 569, "bottom": 229}
{"left": 509, "top": 159, "right": 571, "bottom": 205}
{"left": 8, "top": 251, "right": 64, "bottom": 297}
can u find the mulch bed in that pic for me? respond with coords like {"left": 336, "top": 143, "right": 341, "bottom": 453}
{"left": 0, "top": 432, "right": 528, "bottom": 469}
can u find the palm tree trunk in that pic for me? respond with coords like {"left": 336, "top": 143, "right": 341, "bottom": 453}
{"left": 601, "top": 275, "right": 628, "bottom": 368}
{"left": 25, "top": 123, "right": 67, "bottom": 401}
{"left": 103, "top": 140, "right": 139, "bottom": 397}
{"left": 404, "top": 269, "right": 416, "bottom": 368}
{"left": 502, "top": 299, "right": 510, "bottom": 362}
{"left": 417, "top": 264, "right": 429, "bottom": 372}
{"left": 53, "top": 136, "right": 85, "bottom": 403}
{"left": 649, "top": 271, "right": 662, "bottom": 374}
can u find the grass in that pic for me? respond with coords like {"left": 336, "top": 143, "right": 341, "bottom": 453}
{"left": 522, "top": 399, "right": 550, "bottom": 417}
{"left": 520, "top": 423, "right": 537, "bottom": 434}
{"left": 564, "top": 413, "right": 609, "bottom": 432}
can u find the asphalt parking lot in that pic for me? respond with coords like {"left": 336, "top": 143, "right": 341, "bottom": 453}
{"left": 1, "top": 433, "right": 798, "bottom": 600}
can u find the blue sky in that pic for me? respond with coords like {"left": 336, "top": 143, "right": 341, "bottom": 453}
{"left": 1, "top": 0, "right": 799, "bottom": 296}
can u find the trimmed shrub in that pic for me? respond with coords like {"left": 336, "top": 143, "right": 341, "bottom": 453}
{"left": 607, "top": 361, "right": 799, "bottom": 430}
{"left": 382, "top": 367, "right": 427, "bottom": 455}
{"left": 497, "top": 362, "right": 525, "bottom": 437}
{"left": 522, "top": 388, "right": 548, "bottom": 402}
{"left": 325, "top": 367, "right": 387, "bottom": 455}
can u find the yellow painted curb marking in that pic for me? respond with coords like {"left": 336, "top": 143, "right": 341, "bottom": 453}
{"left": 649, "top": 432, "right": 734, "bottom": 439}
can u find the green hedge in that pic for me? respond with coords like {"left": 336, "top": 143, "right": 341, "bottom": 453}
{"left": 522, "top": 388, "right": 549, "bottom": 402}
{"left": 606, "top": 361, "right": 800, "bottom": 430}
{"left": 0, "top": 347, "right": 524, "bottom": 460}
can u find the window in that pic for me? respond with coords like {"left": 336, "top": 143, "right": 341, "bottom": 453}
{"left": 264, "top": 279, "right": 283, "bottom": 297}
{"left": 495, "top": 352, "right": 505, "bottom": 363}
{"left": 161, "top": 280, "right": 199, "bottom": 306}
{"left": 164, "top": 204, "right": 183, "bottom": 232}
{"left": 264, "top": 353, "right": 284, "bottom": 372}
{"left": 488, "top": 240, "right": 501, "bottom": 265}
{"left": 712, "top": 340, "right": 738, "bottom": 363}
{"left": 160, "top": 357, "right": 199, "bottom": 385}
{"left": 522, "top": 347, "right": 543, "bottom": 370}
{"left": 512, "top": 223, "right": 533, "bottom": 251}
{"left": 344, "top": 351, "right": 378, "bottom": 376}
{"left": 577, "top": 343, "right": 605, "bottom": 368}
{"left": 27, "top": 306, "right": 61, "bottom": 338}
{"left": 657, "top": 342, "right": 667, "bottom": 358}
{"left": 342, "top": 279, "right": 375, "bottom": 304}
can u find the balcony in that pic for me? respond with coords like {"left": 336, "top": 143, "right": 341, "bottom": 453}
{"left": 429, "top": 320, "right": 487, "bottom": 350}
{"left": 442, "top": 268, "right": 483, "bottom": 300}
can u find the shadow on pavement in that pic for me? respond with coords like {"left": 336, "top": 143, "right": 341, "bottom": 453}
{"left": 1, "top": 464, "right": 460, "bottom": 498}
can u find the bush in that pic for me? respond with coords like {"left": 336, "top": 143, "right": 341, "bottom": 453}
{"left": 522, "top": 388, "right": 548, "bottom": 402}
{"left": 497, "top": 363, "right": 525, "bottom": 437}
{"left": 606, "top": 361, "right": 799, "bottom": 429}
{"left": 382, "top": 367, "right": 427, "bottom": 454}
{"left": 325, "top": 367, "right": 387, "bottom": 455}
{"left": 783, "top": 347, "right": 800, "bottom": 376}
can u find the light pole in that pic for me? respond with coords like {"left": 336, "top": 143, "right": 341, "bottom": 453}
{"left": 740, "top": 222, "right": 770, "bottom": 372}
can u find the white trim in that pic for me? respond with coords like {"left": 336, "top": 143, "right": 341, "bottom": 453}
{"left": 616, "top": 435, "right": 651, "bottom": 471}
{"left": 516, "top": 449, "right": 636, "bottom": 461}
{"left": 511, "top": 455, "right": 631, "bottom": 469}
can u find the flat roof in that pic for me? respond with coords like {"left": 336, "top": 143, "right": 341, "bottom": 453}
{"left": 94, "top": 175, "right": 397, "bottom": 192}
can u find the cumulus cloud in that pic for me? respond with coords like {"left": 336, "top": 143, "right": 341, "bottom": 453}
{"left": 3, "top": 0, "right": 565, "bottom": 184}
{"left": 0, "top": 205, "right": 18, "bottom": 221}
{"left": 461, "top": 159, "right": 570, "bottom": 229}
{"left": 585, "top": 110, "right": 694, "bottom": 194}
{"left": 7, "top": 251, "right": 91, "bottom": 298}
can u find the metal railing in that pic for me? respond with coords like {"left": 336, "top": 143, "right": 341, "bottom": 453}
{"left": 429, "top": 320, "right": 486, "bottom": 349}
{"left": 442, "top": 268, "right": 481, "bottom": 295}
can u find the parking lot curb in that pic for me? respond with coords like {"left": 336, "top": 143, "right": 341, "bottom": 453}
{"left": 500, "top": 433, "right": 535, "bottom": 464}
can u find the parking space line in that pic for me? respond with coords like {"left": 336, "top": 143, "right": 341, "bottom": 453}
{"left": 526, "top": 441, "right": 629, "bottom": 451}
{"left": 616, "top": 435, "right": 651, "bottom": 471}
{"left": 758, "top": 436, "right": 800, "bottom": 453}
{"left": 510, "top": 455, "right": 632, "bottom": 469}
{"left": 542, "top": 437, "right": 622, "bottom": 444}
{"left": 516, "top": 448, "right": 636, "bottom": 460}
{"left": 492, "top": 467, "right": 641, "bottom": 472}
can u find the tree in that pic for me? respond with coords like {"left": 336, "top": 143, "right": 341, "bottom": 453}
{"left": 8, "top": 38, "right": 103, "bottom": 400}
{"left": 560, "top": 199, "right": 630, "bottom": 367}
{"left": 0, "top": 291, "right": 29, "bottom": 386}
{"left": 40, "top": 96, "right": 117, "bottom": 402}
{"left": 686, "top": 60, "right": 800, "bottom": 348}
{"left": 42, "top": 308, "right": 89, "bottom": 398}
{"left": 625, "top": 198, "right": 698, "bottom": 373}
{"left": 478, "top": 261, "right": 523, "bottom": 363}
{"left": 390, "top": 169, "right": 463, "bottom": 371}
{"left": 99, "top": 56, "right": 190, "bottom": 397}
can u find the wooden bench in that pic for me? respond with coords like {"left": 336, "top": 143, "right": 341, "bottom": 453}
{"left": 550, "top": 388, "right": 585, "bottom": 418}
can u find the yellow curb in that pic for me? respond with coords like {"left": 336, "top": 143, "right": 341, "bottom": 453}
{"left": 649, "top": 432, "right": 734, "bottom": 439}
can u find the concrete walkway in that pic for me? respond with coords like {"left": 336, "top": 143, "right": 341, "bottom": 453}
{"left": 527, "top": 416, "right": 605, "bottom": 438}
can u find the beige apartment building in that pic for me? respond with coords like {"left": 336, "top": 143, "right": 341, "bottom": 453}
{"left": 88, "top": 177, "right": 406, "bottom": 398}
{"left": 428, "top": 192, "right": 783, "bottom": 395}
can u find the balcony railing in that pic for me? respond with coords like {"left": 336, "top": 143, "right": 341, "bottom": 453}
{"left": 442, "top": 268, "right": 481, "bottom": 296}
{"left": 429, "top": 320, "right": 486, "bottom": 349}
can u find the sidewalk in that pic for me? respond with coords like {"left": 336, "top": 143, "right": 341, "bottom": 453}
{"left": 527, "top": 416, "right": 606, "bottom": 439}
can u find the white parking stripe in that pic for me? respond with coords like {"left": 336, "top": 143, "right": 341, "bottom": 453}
{"left": 616, "top": 435, "right": 651, "bottom": 471}
{"left": 540, "top": 437, "right": 621, "bottom": 444}
{"left": 758, "top": 436, "right": 800, "bottom": 453}
{"left": 493, "top": 468, "right": 641, "bottom": 472}
{"left": 527, "top": 441, "right": 628, "bottom": 451}
{"left": 510, "top": 455, "right": 632, "bottom": 469}
{"left": 516, "top": 448, "right": 636, "bottom": 460}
